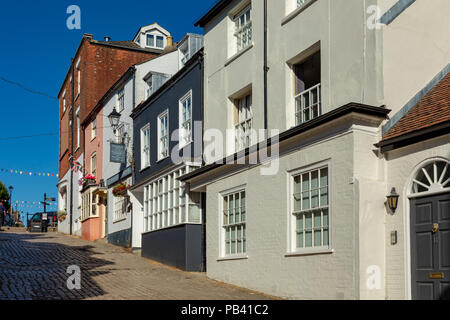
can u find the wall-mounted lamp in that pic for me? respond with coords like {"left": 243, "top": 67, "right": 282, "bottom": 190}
{"left": 107, "top": 107, "right": 121, "bottom": 133}
{"left": 386, "top": 187, "right": 399, "bottom": 214}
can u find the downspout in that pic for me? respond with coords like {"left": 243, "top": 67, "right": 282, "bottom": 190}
{"left": 69, "top": 58, "right": 75, "bottom": 235}
{"left": 263, "top": 0, "right": 268, "bottom": 138}
{"left": 200, "top": 53, "right": 206, "bottom": 271}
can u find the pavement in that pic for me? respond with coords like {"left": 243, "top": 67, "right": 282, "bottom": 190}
{"left": 0, "top": 228, "right": 274, "bottom": 300}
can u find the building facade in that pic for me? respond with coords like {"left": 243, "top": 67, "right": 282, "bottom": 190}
{"left": 131, "top": 45, "right": 205, "bottom": 271}
{"left": 102, "top": 50, "right": 180, "bottom": 248}
{"left": 180, "top": 0, "right": 449, "bottom": 300}
{"left": 57, "top": 23, "right": 171, "bottom": 237}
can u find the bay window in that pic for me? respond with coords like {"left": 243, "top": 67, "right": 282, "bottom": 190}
{"left": 143, "top": 166, "right": 201, "bottom": 233}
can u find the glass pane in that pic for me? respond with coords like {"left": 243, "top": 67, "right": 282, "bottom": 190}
{"left": 323, "top": 228, "right": 329, "bottom": 246}
{"left": 305, "top": 212, "right": 312, "bottom": 229}
{"left": 235, "top": 193, "right": 240, "bottom": 223}
{"left": 302, "top": 192, "right": 310, "bottom": 210}
{"left": 311, "top": 189, "right": 319, "bottom": 208}
{"left": 320, "top": 168, "right": 328, "bottom": 187}
{"left": 314, "top": 212, "right": 321, "bottom": 228}
{"left": 311, "top": 170, "right": 319, "bottom": 189}
{"left": 320, "top": 187, "right": 328, "bottom": 207}
{"left": 297, "top": 232, "right": 304, "bottom": 248}
{"left": 231, "top": 228, "right": 236, "bottom": 254}
{"left": 305, "top": 231, "right": 312, "bottom": 247}
{"left": 296, "top": 214, "right": 303, "bottom": 232}
{"left": 224, "top": 197, "right": 228, "bottom": 225}
{"left": 229, "top": 195, "right": 234, "bottom": 224}
{"left": 302, "top": 173, "right": 310, "bottom": 191}
{"left": 237, "top": 227, "right": 242, "bottom": 254}
{"left": 323, "top": 209, "right": 329, "bottom": 227}
{"left": 314, "top": 229, "right": 322, "bottom": 247}
{"left": 240, "top": 192, "right": 246, "bottom": 222}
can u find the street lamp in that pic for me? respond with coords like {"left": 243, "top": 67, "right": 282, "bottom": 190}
{"left": 108, "top": 107, "right": 121, "bottom": 133}
{"left": 8, "top": 186, "right": 13, "bottom": 226}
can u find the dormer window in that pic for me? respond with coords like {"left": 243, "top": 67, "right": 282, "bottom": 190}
{"left": 146, "top": 34, "right": 165, "bottom": 49}
{"left": 177, "top": 34, "right": 204, "bottom": 68}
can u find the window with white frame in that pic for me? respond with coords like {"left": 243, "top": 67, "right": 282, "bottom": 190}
{"left": 91, "top": 118, "right": 97, "bottom": 140}
{"left": 158, "top": 111, "right": 169, "bottom": 160}
{"left": 222, "top": 190, "right": 247, "bottom": 256}
{"left": 140, "top": 124, "right": 150, "bottom": 169}
{"left": 234, "top": 94, "right": 253, "bottom": 151}
{"left": 292, "top": 166, "right": 329, "bottom": 250}
{"left": 146, "top": 34, "right": 155, "bottom": 47}
{"left": 76, "top": 58, "right": 81, "bottom": 96}
{"left": 113, "top": 194, "right": 129, "bottom": 222}
{"left": 143, "top": 166, "right": 201, "bottom": 233}
{"left": 179, "top": 91, "right": 193, "bottom": 148}
{"left": 156, "top": 36, "right": 164, "bottom": 48}
{"left": 62, "top": 91, "right": 66, "bottom": 112}
{"left": 117, "top": 88, "right": 125, "bottom": 112}
{"left": 76, "top": 107, "right": 80, "bottom": 149}
{"left": 293, "top": 51, "right": 321, "bottom": 125}
{"left": 234, "top": 6, "right": 252, "bottom": 53}
{"left": 146, "top": 34, "right": 165, "bottom": 49}
{"left": 145, "top": 73, "right": 170, "bottom": 99}
{"left": 91, "top": 153, "right": 97, "bottom": 177}
{"left": 145, "top": 77, "right": 153, "bottom": 99}
{"left": 81, "top": 190, "right": 99, "bottom": 221}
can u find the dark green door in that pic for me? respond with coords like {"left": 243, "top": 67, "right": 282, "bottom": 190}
{"left": 411, "top": 193, "right": 450, "bottom": 300}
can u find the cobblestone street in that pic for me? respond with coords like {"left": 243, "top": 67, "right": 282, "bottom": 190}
{"left": 0, "top": 229, "right": 272, "bottom": 300}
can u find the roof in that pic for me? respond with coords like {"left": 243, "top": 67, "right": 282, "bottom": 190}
{"left": 180, "top": 103, "right": 390, "bottom": 183}
{"left": 194, "top": 0, "right": 233, "bottom": 27}
{"left": 92, "top": 40, "right": 163, "bottom": 54}
{"left": 379, "top": 72, "right": 450, "bottom": 145}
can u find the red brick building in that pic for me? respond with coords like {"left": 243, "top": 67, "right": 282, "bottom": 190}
{"left": 57, "top": 28, "right": 167, "bottom": 235}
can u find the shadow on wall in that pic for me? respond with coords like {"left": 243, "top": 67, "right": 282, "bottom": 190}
{"left": 0, "top": 232, "right": 115, "bottom": 300}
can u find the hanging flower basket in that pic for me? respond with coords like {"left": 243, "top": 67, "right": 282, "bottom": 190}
{"left": 79, "top": 174, "right": 96, "bottom": 187}
{"left": 113, "top": 183, "right": 130, "bottom": 197}
{"left": 57, "top": 210, "right": 67, "bottom": 222}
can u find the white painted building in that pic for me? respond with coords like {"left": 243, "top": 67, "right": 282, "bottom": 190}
{"left": 182, "top": 0, "right": 450, "bottom": 300}
{"left": 101, "top": 50, "right": 179, "bottom": 249}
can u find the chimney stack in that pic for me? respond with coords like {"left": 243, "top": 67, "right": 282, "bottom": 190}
{"left": 166, "top": 36, "right": 173, "bottom": 47}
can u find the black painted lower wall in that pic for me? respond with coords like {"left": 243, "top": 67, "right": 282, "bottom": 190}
{"left": 107, "top": 228, "right": 131, "bottom": 248}
{"left": 141, "top": 224, "right": 205, "bottom": 272}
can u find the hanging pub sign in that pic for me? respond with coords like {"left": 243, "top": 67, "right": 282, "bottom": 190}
{"left": 110, "top": 142, "right": 126, "bottom": 164}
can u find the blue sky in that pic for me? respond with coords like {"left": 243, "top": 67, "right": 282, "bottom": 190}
{"left": 0, "top": 1, "right": 211, "bottom": 222}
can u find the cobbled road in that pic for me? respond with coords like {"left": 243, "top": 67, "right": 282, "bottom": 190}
{"left": 0, "top": 228, "right": 273, "bottom": 300}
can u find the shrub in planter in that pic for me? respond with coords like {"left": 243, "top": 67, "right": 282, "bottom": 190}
{"left": 79, "top": 174, "right": 96, "bottom": 187}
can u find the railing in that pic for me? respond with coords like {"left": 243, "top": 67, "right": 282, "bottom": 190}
{"left": 295, "top": 83, "right": 321, "bottom": 125}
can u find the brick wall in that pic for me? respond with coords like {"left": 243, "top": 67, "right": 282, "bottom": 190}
{"left": 58, "top": 36, "right": 158, "bottom": 179}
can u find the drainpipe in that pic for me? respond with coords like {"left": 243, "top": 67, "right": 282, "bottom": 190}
{"left": 69, "top": 58, "right": 75, "bottom": 235}
{"left": 263, "top": 0, "right": 269, "bottom": 139}
{"left": 130, "top": 69, "right": 136, "bottom": 250}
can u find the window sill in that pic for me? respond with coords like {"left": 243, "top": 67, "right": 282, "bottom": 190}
{"left": 157, "top": 156, "right": 169, "bottom": 163}
{"left": 282, "top": 0, "right": 318, "bottom": 26}
{"left": 142, "top": 222, "right": 202, "bottom": 235}
{"left": 217, "top": 255, "right": 248, "bottom": 262}
{"left": 285, "top": 248, "right": 334, "bottom": 257}
{"left": 113, "top": 217, "right": 127, "bottom": 224}
{"left": 225, "top": 44, "right": 253, "bottom": 67}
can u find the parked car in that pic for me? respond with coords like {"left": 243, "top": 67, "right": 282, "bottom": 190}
{"left": 28, "top": 212, "right": 57, "bottom": 232}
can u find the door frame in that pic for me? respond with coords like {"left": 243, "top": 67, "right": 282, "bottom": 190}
{"left": 404, "top": 157, "right": 450, "bottom": 300}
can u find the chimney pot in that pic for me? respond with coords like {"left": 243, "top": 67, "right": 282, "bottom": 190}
{"left": 104, "top": 36, "right": 111, "bottom": 42}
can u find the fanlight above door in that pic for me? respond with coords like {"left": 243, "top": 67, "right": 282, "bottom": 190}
{"left": 412, "top": 160, "right": 450, "bottom": 194}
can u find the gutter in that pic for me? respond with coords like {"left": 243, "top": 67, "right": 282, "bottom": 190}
{"left": 263, "top": 0, "right": 268, "bottom": 136}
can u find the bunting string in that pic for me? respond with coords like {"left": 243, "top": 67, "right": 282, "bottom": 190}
{"left": 0, "top": 168, "right": 58, "bottom": 178}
